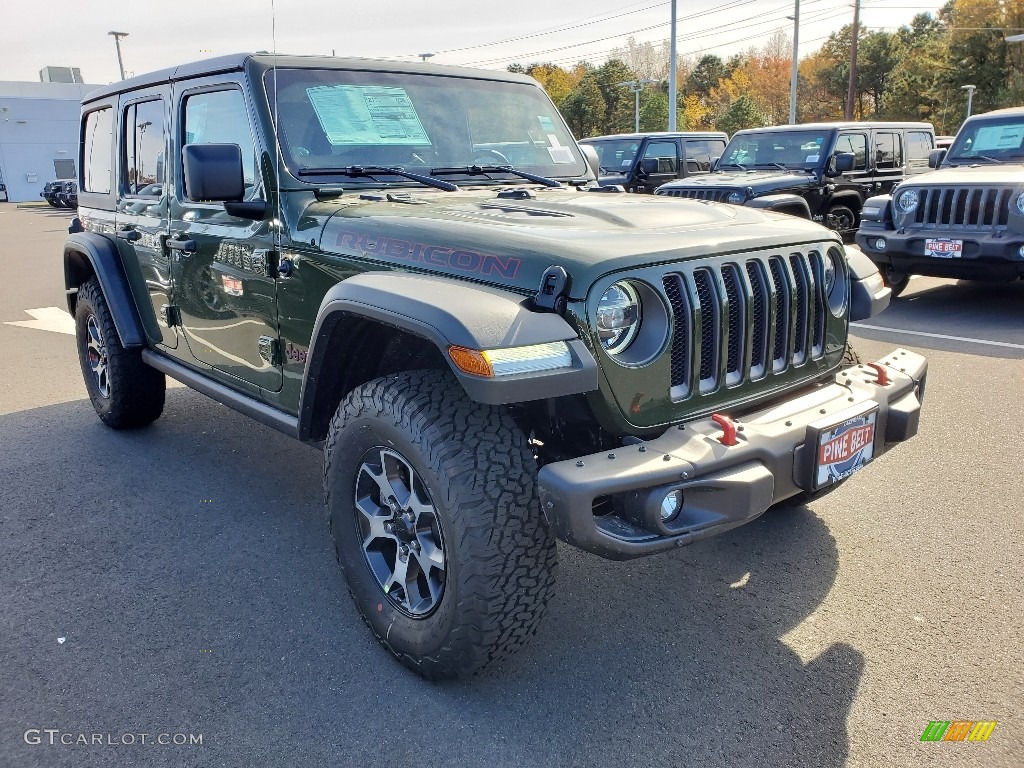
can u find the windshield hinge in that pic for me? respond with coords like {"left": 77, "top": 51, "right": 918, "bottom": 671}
{"left": 534, "top": 266, "right": 571, "bottom": 315}
{"left": 258, "top": 336, "right": 282, "bottom": 366}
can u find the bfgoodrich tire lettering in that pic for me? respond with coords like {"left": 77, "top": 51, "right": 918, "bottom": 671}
{"left": 323, "top": 369, "right": 557, "bottom": 679}
{"left": 75, "top": 278, "right": 166, "bottom": 428}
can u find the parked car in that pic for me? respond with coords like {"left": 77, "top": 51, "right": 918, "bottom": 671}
{"left": 655, "top": 122, "right": 936, "bottom": 236}
{"left": 64, "top": 53, "right": 922, "bottom": 679}
{"left": 579, "top": 132, "right": 727, "bottom": 193}
{"left": 40, "top": 181, "right": 64, "bottom": 207}
{"left": 56, "top": 180, "right": 78, "bottom": 209}
{"left": 856, "top": 107, "right": 1024, "bottom": 295}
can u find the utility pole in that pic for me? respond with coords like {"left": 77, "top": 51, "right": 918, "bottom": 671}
{"left": 961, "top": 84, "right": 976, "bottom": 118}
{"left": 618, "top": 80, "right": 657, "bottom": 133}
{"left": 788, "top": 0, "right": 800, "bottom": 124}
{"left": 844, "top": 0, "right": 860, "bottom": 120}
{"left": 668, "top": 0, "right": 678, "bottom": 130}
{"left": 108, "top": 31, "right": 129, "bottom": 81}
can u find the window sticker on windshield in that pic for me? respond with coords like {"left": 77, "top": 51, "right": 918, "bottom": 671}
{"left": 548, "top": 146, "right": 575, "bottom": 164}
{"left": 973, "top": 125, "right": 1024, "bottom": 151}
{"left": 306, "top": 85, "right": 431, "bottom": 145}
{"left": 805, "top": 154, "right": 819, "bottom": 163}
{"left": 538, "top": 115, "right": 555, "bottom": 132}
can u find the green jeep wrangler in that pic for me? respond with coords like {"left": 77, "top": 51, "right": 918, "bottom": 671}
{"left": 64, "top": 54, "right": 926, "bottom": 679}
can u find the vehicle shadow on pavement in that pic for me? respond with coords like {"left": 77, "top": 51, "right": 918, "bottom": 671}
{"left": 853, "top": 278, "right": 1024, "bottom": 360}
{"left": 0, "top": 389, "right": 859, "bottom": 768}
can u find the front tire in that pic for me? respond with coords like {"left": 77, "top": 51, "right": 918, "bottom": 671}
{"left": 881, "top": 264, "right": 911, "bottom": 297}
{"left": 75, "top": 278, "right": 165, "bottom": 428}
{"left": 323, "top": 370, "right": 557, "bottom": 679}
{"left": 826, "top": 204, "right": 857, "bottom": 234}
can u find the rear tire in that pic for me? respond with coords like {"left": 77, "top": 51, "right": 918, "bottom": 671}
{"left": 881, "top": 265, "right": 911, "bottom": 298}
{"left": 75, "top": 278, "right": 165, "bottom": 428}
{"left": 323, "top": 369, "right": 557, "bottom": 679}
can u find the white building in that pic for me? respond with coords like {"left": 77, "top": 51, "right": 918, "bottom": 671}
{"left": 0, "top": 80, "right": 101, "bottom": 203}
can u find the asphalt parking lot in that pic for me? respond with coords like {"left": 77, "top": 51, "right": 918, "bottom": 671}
{"left": 0, "top": 204, "right": 1020, "bottom": 768}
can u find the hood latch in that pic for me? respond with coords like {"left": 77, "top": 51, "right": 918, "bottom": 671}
{"left": 534, "top": 265, "right": 571, "bottom": 315}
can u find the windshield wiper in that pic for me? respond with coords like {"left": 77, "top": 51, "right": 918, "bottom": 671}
{"left": 296, "top": 165, "right": 459, "bottom": 192}
{"left": 964, "top": 154, "right": 1004, "bottom": 164}
{"left": 431, "top": 165, "right": 562, "bottom": 188}
{"left": 718, "top": 162, "right": 747, "bottom": 171}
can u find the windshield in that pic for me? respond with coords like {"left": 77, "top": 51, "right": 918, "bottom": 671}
{"left": 581, "top": 138, "right": 640, "bottom": 174}
{"left": 265, "top": 68, "right": 587, "bottom": 184}
{"left": 719, "top": 130, "right": 832, "bottom": 170}
{"left": 946, "top": 115, "right": 1024, "bottom": 163}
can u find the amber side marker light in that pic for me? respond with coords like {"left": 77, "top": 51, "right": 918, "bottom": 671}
{"left": 448, "top": 342, "right": 573, "bottom": 378}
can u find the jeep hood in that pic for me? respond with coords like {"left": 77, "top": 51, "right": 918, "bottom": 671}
{"left": 662, "top": 170, "right": 817, "bottom": 194}
{"left": 903, "top": 164, "right": 1024, "bottom": 185}
{"left": 311, "top": 188, "right": 836, "bottom": 294}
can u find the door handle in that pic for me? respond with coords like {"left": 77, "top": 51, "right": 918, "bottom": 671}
{"left": 166, "top": 237, "right": 196, "bottom": 253}
{"left": 116, "top": 227, "right": 141, "bottom": 241}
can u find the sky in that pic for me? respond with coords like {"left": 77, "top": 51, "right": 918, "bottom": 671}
{"left": 0, "top": 0, "right": 949, "bottom": 86}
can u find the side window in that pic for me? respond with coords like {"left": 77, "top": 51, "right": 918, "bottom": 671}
{"left": 834, "top": 133, "right": 867, "bottom": 170}
{"left": 643, "top": 141, "right": 678, "bottom": 173}
{"left": 685, "top": 139, "right": 724, "bottom": 172}
{"left": 123, "top": 99, "right": 165, "bottom": 196}
{"left": 874, "top": 132, "right": 902, "bottom": 170}
{"left": 183, "top": 89, "right": 258, "bottom": 199}
{"left": 82, "top": 107, "right": 113, "bottom": 194}
{"left": 906, "top": 131, "right": 933, "bottom": 169}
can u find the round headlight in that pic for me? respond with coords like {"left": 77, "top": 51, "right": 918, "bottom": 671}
{"left": 896, "top": 189, "right": 918, "bottom": 213}
{"left": 597, "top": 282, "right": 641, "bottom": 354}
{"left": 825, "top": 249, "right": 847, "bottom": 316}
{"left": 726, "top": 191, "right": 745, "bottom": 204}
{"left": 1016, "top": 191, "right": 1024, "bottom": 214}
{"left": 823, "top": 254, "right": 836, "bottom": 294}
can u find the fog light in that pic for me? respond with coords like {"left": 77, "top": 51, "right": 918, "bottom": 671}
{"left": 874, "top": 238, "right": 886, "bottom": 251}
{"left": 660, "top": 490, "right": 684, "bottom": 522}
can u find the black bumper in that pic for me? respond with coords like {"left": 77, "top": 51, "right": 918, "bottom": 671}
{"left": 537, "top": 349, "right": 927, "bottom": 560}
{"left": 857, "top": 225, "right": 1024, "bottom": 281}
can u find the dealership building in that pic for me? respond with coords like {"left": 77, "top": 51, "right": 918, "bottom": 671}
{"left": 0, "top": 67, "right": 100, "bottom": 203}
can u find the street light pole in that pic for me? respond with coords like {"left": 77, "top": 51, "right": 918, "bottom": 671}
{"left": 961, "top": 84, "right": 977, "bottom": 118}
{"left": 108, "top": 31, "right": 129, "bottom": 80}
{"left": 789, "top": 0, "right": 800, "bottom": 124}
{"left": 668, "top": 0, "right": 678, "bottom": 130}
{"left": 617, "top": 80, "right": 657, "bottom": 133}
{"left": 844, "top": 0, "right": 860, "bottom": 120}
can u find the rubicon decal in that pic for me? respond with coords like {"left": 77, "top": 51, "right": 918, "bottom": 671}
{"left": 335, "top": 230, "right": 521, "bottom": 279}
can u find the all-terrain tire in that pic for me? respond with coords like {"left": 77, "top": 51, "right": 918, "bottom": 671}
{"left": 880, "top": 264, "right": 911, "bottom": 298}
{"left": 75, "top": 278, "right": 165, "bottom": 428}
{"left": 323, "top": 369, "right": 557, "bottom": 680}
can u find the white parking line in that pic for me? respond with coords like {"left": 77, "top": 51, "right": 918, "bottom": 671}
{"left": 4, "top": 307, "right": 75, "bottom": 335}
{"left": 851, "top": 323, "right": 1024, "bottom": 350}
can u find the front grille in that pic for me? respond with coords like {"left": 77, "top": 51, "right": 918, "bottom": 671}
{"left": 657, "top": 188, "right": 731, "bottom": 202}
{"left": 664, "top": 250, "right": 830, "bottom": 398}
{"left": 914, "top": 186, "right": 1012, "bottom": 230}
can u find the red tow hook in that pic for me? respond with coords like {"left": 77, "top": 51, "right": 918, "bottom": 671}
{"left": 866, "top": 362, "right": 890, "bottom": 386}
{"left": 711, "top": 413, "right": 738, "bottom": 446}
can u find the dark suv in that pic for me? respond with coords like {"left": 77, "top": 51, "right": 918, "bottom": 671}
{"left": 579, "top": 132, "right": 727, "bottom": 193}
{"left": 63, "top": 53, "right": 923, "bottom": 679}
{"left": 856, "top": 107, "right": 1024, "bottom": 295}
{"left": 656, "top": 122, "right": 935, "bottom": 236}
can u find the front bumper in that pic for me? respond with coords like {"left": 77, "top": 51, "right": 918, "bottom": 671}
{"left": 538, "top": 348, "right": 927, "bottom": 560}
{"left": 857, "top": 225, "right": 1024, "bottom": 281}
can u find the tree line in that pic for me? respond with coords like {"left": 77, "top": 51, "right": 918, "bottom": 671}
{"left": 510, "top": 0, "right": 1024, "bottom": 138}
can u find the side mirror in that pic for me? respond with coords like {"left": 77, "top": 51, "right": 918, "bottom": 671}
{"left": 639, "top": 157, "right": 659, "bottom": 175}
{"left": 710, "top": 155, "right": 721, "bottom": 171}
{"left": 578, "top": 143, "right": 600, "bottom": 178}
{"left": 831, "top": 152, "right": 856, "bottom": 174}
{"left": 928, "top": 148, "right": 947, "bottom": 169}
{"left": 182, "top": 143, "right": 245, "bottom": 202}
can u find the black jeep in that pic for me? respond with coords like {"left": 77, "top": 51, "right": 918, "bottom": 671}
{"left": 579, "top": 132, "right": 727, "bottom": 193}
{"left": 656, "top": 122, "right": 935, "bottom": 236}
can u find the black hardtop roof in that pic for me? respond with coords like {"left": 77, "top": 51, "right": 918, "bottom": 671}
{"left": 581, "top": 131, "right": 728, "bottom": 142}
{"left": 83, "top": 52, "right": 538, "bottom": 103}
{"left": 732, "top": 121, "right": 934, "bottom": 135}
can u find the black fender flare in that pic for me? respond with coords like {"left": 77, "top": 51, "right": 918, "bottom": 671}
{"left": 64, "top": 232, "right": 147, "bottom": 347}
{"left": 745, "top": 193, "right": 812, "bottom": 219}
{"left": 845, "top": 244, "right": 891, "bottom": 321}
{"left": 297, "top": 272, "right": 599, "bottom": 441}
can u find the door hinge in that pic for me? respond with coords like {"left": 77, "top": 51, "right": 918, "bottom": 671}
{"left": 161, "top": 304, "right": 181, "bottom": 328}
{"left": 258, "top": 336, "right": 282, "bottom": 365}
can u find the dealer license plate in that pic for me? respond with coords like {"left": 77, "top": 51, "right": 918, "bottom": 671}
{"left": 814, "top": 410, "right": 877, "bottom": 488}
{"left": 924, "top": 238, "right": 963, "bottom": 258}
